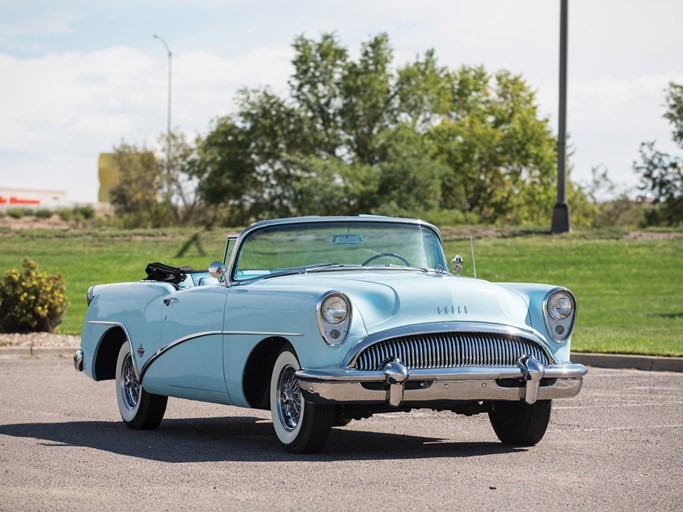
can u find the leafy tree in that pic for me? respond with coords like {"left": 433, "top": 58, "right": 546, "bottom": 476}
{"left": 109, "top": 142, "right": 165, "bottom": 228}
{"left": 428, "top": 67, "right": 558, "bottom": 223}
{"left": 634, "top": 142, "right": 683, "bottom": 226}
{"left": 633, "top": 82, "right": 683, "bottom": 226}
{"left": 196, "top": 33, "right": 567, "bottom": 225}
{"left": 158, "top": 132, "right": 203, "bottom": 226}
{"left": 664, "top": 82, "right": 683, "bottom": 147}
{"left": 110, "top": 135, "right": 205, "bottom": 228}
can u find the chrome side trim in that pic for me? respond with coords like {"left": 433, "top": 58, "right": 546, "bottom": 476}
{"left": 138, "top": 329, "right": 304, "bottom": 381}
{"left": 139, "top": 330, "right": 223, "bottom": 381}
{"left": 222, "top": 331, "right": 304, "bottom": 337}
{"left": 342, "top": 322, "right": 556, "bottom": 368}
{"left": 86, "top": 320, "right": 139, "bottom": 379}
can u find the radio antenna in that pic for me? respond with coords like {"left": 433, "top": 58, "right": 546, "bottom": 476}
{"left": 465, "top": 201, "right": 477, "bottom": 278}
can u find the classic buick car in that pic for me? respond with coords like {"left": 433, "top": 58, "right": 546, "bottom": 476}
{"left": 74, "top": 216, "right": 587, "bottom": 453}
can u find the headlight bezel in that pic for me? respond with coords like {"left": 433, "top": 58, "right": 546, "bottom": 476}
{"left": 317, "top": 291, "right": 352, "bottom": 347}
{"left": 543, "top": 288, "right": 576, "bottom": 343}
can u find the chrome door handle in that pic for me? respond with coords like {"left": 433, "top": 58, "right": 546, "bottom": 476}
{"left": 163, "top": 297, "right": 179, "bottom": 306}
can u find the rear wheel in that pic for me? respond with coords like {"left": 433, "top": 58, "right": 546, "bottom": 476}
{"left": 270, "top": 346, "right": 334, "bottom": 453}
{"left": 115, "top": 342, "right": 167, "bottom": 430}
{"left": 488, "top": 400, "right": 552, "bottom": 446}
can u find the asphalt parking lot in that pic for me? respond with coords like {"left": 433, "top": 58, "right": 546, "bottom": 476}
{"left": 1, "top": 356, "right": 681, "bottom": 511}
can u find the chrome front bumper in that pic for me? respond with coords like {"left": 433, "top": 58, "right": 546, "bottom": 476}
{"left": 296, "top": 356, "right": 587, "bottom": 407}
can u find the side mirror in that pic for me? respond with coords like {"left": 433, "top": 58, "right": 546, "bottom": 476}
{"left": 451, "top": 255, "right": 463, "bottom": 276}
{"left": 209, "top": 261, "right": 227, "bottom": 281}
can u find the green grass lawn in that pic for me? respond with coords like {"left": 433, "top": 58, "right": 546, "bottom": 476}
{"left": 1, "top": 225, "right": 681, "bottom": 356}
{"left": 442, "top": 230, "right": 683, "bottom": 357}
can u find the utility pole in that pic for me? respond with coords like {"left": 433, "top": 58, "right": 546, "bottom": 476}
{"left": 153, "top": 34, "right": 172, "bottom": 170}
{"left": 551, "top": 0, "right": 571, "bottom": 233}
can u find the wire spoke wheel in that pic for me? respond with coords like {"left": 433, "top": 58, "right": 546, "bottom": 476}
{"left": 120, "top": 353, "right": 140, "bottom": 410}
{"left": 277, "top": 365, "right": 303, "bottom": 431}
{"left": 270, "top": 346, "right": 334, "bottom": 453}
{"left": 115, "top": 342, "right": 167, "bottom": 430}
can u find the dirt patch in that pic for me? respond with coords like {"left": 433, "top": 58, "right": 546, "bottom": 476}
{"left": 624, "top": 230, "right": 683, "bottom": 240}
{"left": 0, "top": 332, "right": 80, "bottom": 349}
{"left": 0, "top": 214, "right": 72, "bottom": 230}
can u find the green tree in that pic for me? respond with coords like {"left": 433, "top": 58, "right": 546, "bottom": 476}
{"left": 158, "top": 131, "right": 203, "bottom": 226}
{"left": 428, "top": 67, "right": 558, "bottom": 223}
{"left": 664, "top": 82, "right": 683, "bottom": 146}
{"left": 109, "top": 142, "right": 165, "bottom": 228}
{"left": 633, "top": 82, "right": 683, "bottom": 226}
{"left": 196, "top": 33, "right": 565, "bottom": 225}
{"left": 110, "top": 135, "right": 205, "bottom": 228}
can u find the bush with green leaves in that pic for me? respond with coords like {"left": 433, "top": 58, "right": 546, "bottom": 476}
{"left": 73, "top": 204, "right": 95, "bottom": 220}
{"left": 35, "top": 209, "right": 54, "bottom": 219}
{"left": 7, "top": 208, "right": 31, "bottom": 219}
{"left": 0, "top": 258, "right": 69, "bottom": 332}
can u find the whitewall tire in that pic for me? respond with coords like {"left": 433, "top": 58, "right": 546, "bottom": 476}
{"left": 270, "top": 346, "right": 334, "bottom": 453}
{"left": 115, "top": 342, "right": 167, "bottom": 430}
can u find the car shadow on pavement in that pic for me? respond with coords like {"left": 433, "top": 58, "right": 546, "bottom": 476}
{"left": 0, "top": 416, "right": 526, "bottom": 462}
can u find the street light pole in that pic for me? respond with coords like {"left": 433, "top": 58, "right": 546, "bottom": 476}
{"left": 551, "top": 0, "right": 571, "bottom": 233}
{"left": 153, "top": 34, "right": 172, "bottom": 169}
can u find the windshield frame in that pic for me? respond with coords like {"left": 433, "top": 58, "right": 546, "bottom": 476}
{"left": 224, "top": 216, "right": 448, "bottom": 286}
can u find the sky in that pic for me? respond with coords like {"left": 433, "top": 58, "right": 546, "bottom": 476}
{"left": 1, "top": 0, "right": 682, "bottom": 204}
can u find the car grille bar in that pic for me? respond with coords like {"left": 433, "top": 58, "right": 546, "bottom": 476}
{"left": 351, "top": 332, "right": 550, "bottom": 371}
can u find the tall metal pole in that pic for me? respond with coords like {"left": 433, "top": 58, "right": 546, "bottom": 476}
{"left": 153, "top": 34, "right": 172, "bottom": 169}
{"left": 551, "top": 0, "right": 571, "bottom": 233}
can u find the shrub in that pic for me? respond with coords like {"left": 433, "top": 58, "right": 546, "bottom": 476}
{"left": 73, "top": 204, "right": 95, "bottom": 220}
{"left": 57, "top": 209, "right": 73, "bottom": 222}
{"left": 7, "top": 208, "right": 31, "bottom": 219}
{"left": 0, "top": 258, "right": 69, "bottom": 333}
{"left": 35, "top": 209, "right": 54, "bottom": 219}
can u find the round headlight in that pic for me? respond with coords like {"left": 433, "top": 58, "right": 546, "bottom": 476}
{"left": 547, "top": 291, "right": 574, "bottom": 320}
{"left": 321, "top": 295, "right": 349, "bottom": 324}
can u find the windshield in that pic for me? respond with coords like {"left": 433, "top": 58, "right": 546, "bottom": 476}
{"left": 233, "top": 221, "right": 447, "bottom": 281}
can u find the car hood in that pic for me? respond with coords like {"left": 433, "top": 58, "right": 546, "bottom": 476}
{"left": 247, "top": 271, "right": 531, "bottom": 335}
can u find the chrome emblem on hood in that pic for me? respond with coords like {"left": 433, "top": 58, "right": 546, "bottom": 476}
{"left": 437, "top": 305, "right": 468, "bottom": 315}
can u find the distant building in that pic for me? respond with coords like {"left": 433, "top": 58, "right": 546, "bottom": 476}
{"left": 0, "top": 188, "right": 68, "bottom": 210}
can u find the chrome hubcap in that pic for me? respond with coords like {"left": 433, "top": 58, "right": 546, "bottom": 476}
{"left": 120, "top": 353, "right": 140, "bottom": 410}
{"left": 277, "top": 365, "right": 302, "bottom": 431}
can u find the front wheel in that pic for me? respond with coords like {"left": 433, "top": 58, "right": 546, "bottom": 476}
{"left": 488, "top": 400, "right": 552, "bottom": 446}
{"left": 270, "top": 346, "right": 334, "bottom": 453}
{"left": 115, "top": 342, "right": 167, "bottom": 430}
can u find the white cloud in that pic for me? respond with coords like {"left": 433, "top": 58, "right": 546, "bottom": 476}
{"left": 0, "top": 44, "right": 295, "bottom": 202}
{"left": 1, "top": 0, "right": 682, "bottom": 204}
{"left": 0, "top": 8, "right": 80, "bottom": 46}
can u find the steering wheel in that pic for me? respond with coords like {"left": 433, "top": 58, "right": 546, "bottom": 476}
{"left": 361, "top": 252, "right": 412, "bottom": 267}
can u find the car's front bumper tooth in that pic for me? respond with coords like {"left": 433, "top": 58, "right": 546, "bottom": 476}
{"left": 73, "top": 349, "right": 84, "bottom": 372}
{"left": 296, "top": 356, "right": 587, "bottom": 407}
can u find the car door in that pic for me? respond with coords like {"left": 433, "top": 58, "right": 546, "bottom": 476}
{"left": 156, "top": 284, "right": 230, "bottom": 398}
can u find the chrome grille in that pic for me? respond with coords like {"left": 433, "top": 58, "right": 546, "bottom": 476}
{"left": 352, "top": 332, "right": 550, "bottom": 370}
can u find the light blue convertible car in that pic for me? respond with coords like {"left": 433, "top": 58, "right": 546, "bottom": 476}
{"left": 74, "top": 216, "right": 587, "bottom": 453}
